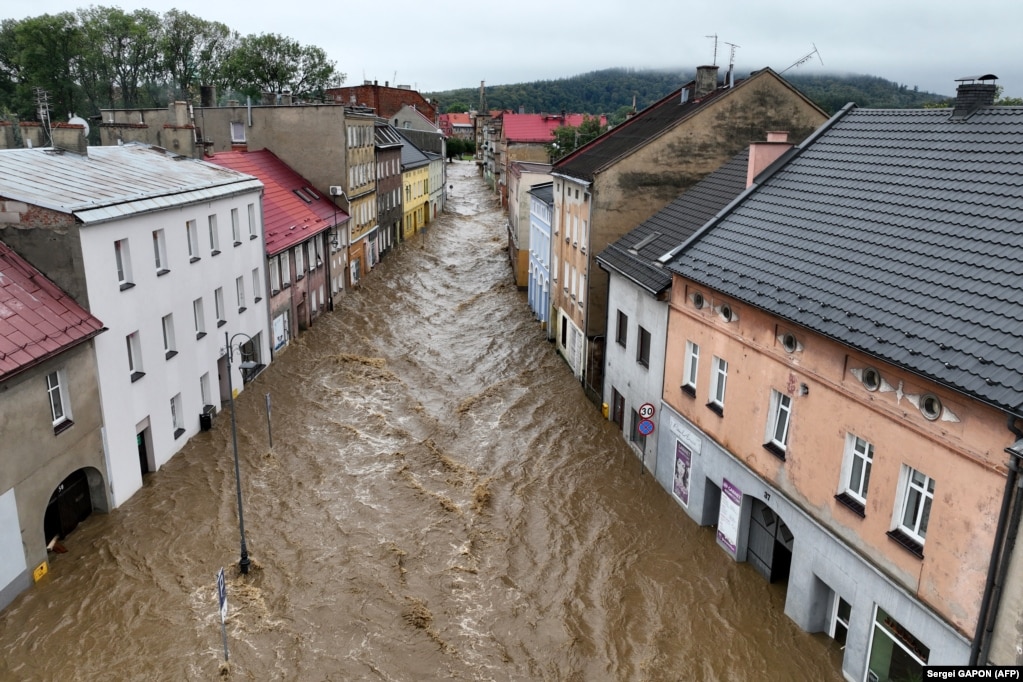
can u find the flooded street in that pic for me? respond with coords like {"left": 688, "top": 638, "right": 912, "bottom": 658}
{"left": 0, "top": 161, "right": 843, "bottom": 681}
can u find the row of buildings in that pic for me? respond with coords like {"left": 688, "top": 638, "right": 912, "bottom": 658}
{"left": 498, "top": 66, "right": 1023, "bottom": 680}
{"left": 0, "top": 85, "right": 451, "bottom": 612}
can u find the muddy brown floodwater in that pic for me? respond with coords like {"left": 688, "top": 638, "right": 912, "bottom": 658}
{"left": 0, "top": 161, "right": 845, "bottom": 682}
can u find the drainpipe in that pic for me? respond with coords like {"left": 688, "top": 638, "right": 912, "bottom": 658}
{"left": 970, "top": 416, "right": 1023, "bottom": 664}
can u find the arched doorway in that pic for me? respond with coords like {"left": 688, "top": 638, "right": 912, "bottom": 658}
{"left": 44, "top": 468, "right": 95, "bottom": 545}
{"left": 747, "top": 499, "right": 793, "bottom": 584}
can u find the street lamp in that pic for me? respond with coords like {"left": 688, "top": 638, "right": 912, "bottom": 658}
{"left": 224, "top": 331, "right": 258, "bottom": 575}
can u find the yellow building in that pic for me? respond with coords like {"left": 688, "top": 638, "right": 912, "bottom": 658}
{"left": 398, "top": 131, "right": 430, "bottom": 239}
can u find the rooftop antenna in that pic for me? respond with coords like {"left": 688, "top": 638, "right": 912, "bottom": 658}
{"left": 34, "top": 87, "right": 52, "bottom": 145}
{"left": 706, "top": 34, "right": 718, "bottom": 65}
{"left": 724, "top": 41, "right": 740, "bottom": 86}
{"left": 780, "top": 43, "right": 824, "bottom": 74}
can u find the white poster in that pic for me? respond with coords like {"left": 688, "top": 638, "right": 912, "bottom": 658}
{"left": 717, "top": 478, "right": 742, "bottom": 556}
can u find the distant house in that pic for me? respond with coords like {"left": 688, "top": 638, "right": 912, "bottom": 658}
{"left": 0, "top": 133, "right": 270, "bottom": 508}
{"left": 208, "top": 149, "right": 350, "bottom": 351}
{"left": 397, "top": 131, "right": 431, "bottom": 241}
{"left": 328, "top": 80, "right": 438, "bottom": 121}
{"left": 507, "top": 161, "right": 552, "bottom": 287}
{"left": 526, "top": 182, "right": 554, "bottom": 327}
{"left": 659, "top": 77, "right": 1023, "bottom": 679}
{"left": 550, "top": 65, "right": 827, "bottom": 399}
{"left": 439, "top": 112, "right": 473, "bottom": 139}
{"left": 376, "top": 121, "right": 405, "bottom": 251}
{"left": 0, "top": 241, "right": 105, "bottom": 611}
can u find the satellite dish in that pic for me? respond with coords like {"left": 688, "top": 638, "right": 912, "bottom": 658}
{"left": 68, "top": 115, "right": 90, "bottom": 137}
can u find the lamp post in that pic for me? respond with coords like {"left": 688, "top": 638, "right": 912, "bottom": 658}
{"left": 225, "top": 331, "right": 257, "bottom": 575}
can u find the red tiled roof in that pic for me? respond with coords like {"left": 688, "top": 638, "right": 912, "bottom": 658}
{"left": 502, "top": 113, "right": 606, "bottom": 143}
{"left": 208, "top": 150, "right": 350, "bottom": 256}
{"left": 0, "top": 241, "right": 104, "bottom": 380}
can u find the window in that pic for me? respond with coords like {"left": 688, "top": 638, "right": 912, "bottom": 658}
{"left": 682, "top": 341, "right": 699, "bottom": 396}
{"left": 889, "top": 466, "right": 934, "bottom": 554}
{"left": 152, "top": 230, "right": 169, "bottom": 275}
{"left": 308, "top": 241, "right": 317, "bottom": 271}
{"left": 615, "top": 310, "right": 628, "bottom": 347}
{"left": 214, "top": 287, "right": 226, "bottom": 327}
{"left": 764, "top": 389, "right": 792, "bottom": 458}
{"left": 231, "top": 208, "right": 241, "bottom": 245}
{"left": 46, "top": 369, "right": 72, "bottom": 432}
{"left": 170, "top": 393, "right": 184, "bottom": 439}
{"left": 830, "top": 595, "right": 851, "bottom": 649}
{"left": 247, "top": 203, "right": 258, "bottom": 239}
{"left": 230, "top": 121, "right": 245, "bottom": 143}
{"left": 200, "top": 373, "right": 212, "bottom": 408}
{"left": 868, "top": 606, "right": 928, "bottom": 680}
{"left": 708, "top": 356, "right": 727, "bottom": 415}
{"left": 295, "top": 245, "right": 305, "bottom": 278}
{"left": 636, "top": 326, "right": 651, "bottom": 368}
{"left": 208, "top": 215, "right": 220, "bottom": 255}
{"left": 193, "top": 298, "right": 206, "bottom": 339}
{"left": 252, "top": 268, "right": 262, "bottom": 303}
{"left": 236, "top": 276, "right": 246, "bottom": 312}
{"left": 837, "top": 434, "right": 873, "bottom": 515}
{"left": 269, "top": 257, "right": 281, "bottom": 294}
{"left": 281, "top": 251, "right": 291, "bottom": 288}
{"left": 186, "top": 219, "right": 200, "bottom": 262}
{"left": 919, "top": 393, "right": 942, "bottom": 421}
{"left": 629, "top": 408, "right": 647, "bottom": 449}
{"left": 114, "top": 238, "right": 133, "bottom": 289}
{"left": 126, "top": 331, "right": 144, "bottom": 382}
{"left": 161, "top": 314, "right": 177, "bottom": 359}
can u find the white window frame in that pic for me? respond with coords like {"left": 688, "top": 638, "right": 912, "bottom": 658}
{"left": 161, "top": 314, "right": 176, "bottom": 359}
{"left": 186, "top": 219, "right": 200, "bottom": 262}
{"left": 127, "top": 331, "right": 144, "bottom": 381}
{"left": 193, "top": 298, "right": 206, "bottom": 338}
{"left": 46, "top": 369, "right": 71, "bottom": 427}
{"left": 200, "top": 373, "right": 212, "bottom": 408}
{"left": 208, "top": 214, "right": 220, "bottom": 255}
{"left": 252, "top": 268, "right": 263, "bottom": 303}
{"left": 230, "top": 121, "right": 245, "bottom": 143}
{"left": 841, "top": 434, "right": 874, "bottom": 504}
{"left": 236, "top": 276, "right": 246, "bottom": 312}
{"left": 281, "top": 251, "right": 291, "bottom": 287}
{"left": 683, "top": 341, "right": 700, "bottom": 392}
{"left": 896, "top": 466, "right": 935, "bottom": 545}
{"left": 231, "top": 208, "right": 241, "bottom": 245}
{"left": 170, "top": 393, "right": 184, "bottom": 437}
{"left": 766, "top": 389, "right": 793, "bottom": 452}
{"left": 152, "top": 229, "right": 168, "bottom": 273}
{"left": 295, "top": 245, "right": 305, "bottom": 277}
{"left": 710, "top": 356, "right": 728, "bottom": 409}
{"left": 214, "top": 287, "right": 226, "bottom": 327}
{"left": 114, "top": 238, "right": 132, "bottom": 287}
{"left": 247, "top": 203, "right": 257, "bottom": 239}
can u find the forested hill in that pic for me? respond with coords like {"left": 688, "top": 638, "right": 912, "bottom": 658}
{"left": 426, "top": 68, "right": 951, "bottom": 119}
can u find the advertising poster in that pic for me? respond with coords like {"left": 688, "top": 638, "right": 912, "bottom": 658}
{"left": 717, "top": 478, "right": 742, "bottom": 556}
{"left": 673, "top": 440, "right": 691, "bottom": 507}
{"left": 273, "top": 313, "right": 287, "bottom": 351}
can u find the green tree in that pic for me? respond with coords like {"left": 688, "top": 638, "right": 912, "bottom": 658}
{"left": 78, "top": 6, "right": 163, "bottom": 109}
{"left": 444, "top": 101, "right": 469, "bottom": 113}
{"left": 3, "top": 14, "right": 86, "bottom": 121}
{"left": 160, "top": 10, "right": 237, "bottom": 102}
{"left": 224, "top": 33, "right": 343, "bottom": 100}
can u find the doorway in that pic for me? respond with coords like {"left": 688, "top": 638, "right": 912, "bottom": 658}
{"left": 44, "top": 469, "right": 93, "bottom": 542}
{"left": 137, "top": 425, "right": 152, "bottom": 476}
{"left": 747, "top": 499, "right": 793, "bottom": 583}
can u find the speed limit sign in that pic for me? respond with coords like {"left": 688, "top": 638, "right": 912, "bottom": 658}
{"left": 639, "top": 402, "right": 655, "bottom": 420}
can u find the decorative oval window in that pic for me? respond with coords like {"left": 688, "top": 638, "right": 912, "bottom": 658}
{"left": 692, "top": 292, "right": 705, "bottom": 309}
{"left": 720, "top": 304, "right": 734, "bottom": 322}
{"left": 862, "top": 367, "right": 881, "bottom": 392}
{"left": 782, "top": 333, "right": 798, "bottom": 353}
{"left": 920, "top": 393, "right": 942, "bottom": 421}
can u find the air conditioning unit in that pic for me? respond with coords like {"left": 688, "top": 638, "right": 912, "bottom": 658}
{"left": 329, "top": 186, "right": 345, "bottom": 196}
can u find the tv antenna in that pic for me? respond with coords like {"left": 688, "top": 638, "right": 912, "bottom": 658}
{"left": 34, "top": 87, "right": 52, "bottom": 145}
{"left": 724, "top": 42, "right": 740, "bottom": 70}
{"left": 706, "top": 34, "right": 718, "bottom": 65}
{"left": 780, "top": 44, "right": 824, "bottom": 74}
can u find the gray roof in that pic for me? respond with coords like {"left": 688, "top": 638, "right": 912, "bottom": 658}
{"left": 396, "top": 131, "right": 430, "bottom": 169}
{"left": 528, "top": 181, "right": 554, "bottom": 206}
{"left": 597, "top": 149, "right": 749, "bottom": 295}
{"left": 0, "top": 143, "right": 262, "bottom": 224}
{"left": 667, "top": 104, "right": 1023, "bottom": 415}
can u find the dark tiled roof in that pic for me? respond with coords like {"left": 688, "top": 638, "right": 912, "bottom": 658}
{"left": 668, "top": 105, "right": 1023, "bottom": 414}
{"left": 209, "top": 150, "right": 348, "bottom": 256}
{"left": 397, "top": 131, "right": 430, "bottom": 169}
{"left": 0, "top": 241, "right": 104, "bottom": 380}
{"left": 598, "top": 149, "right": 749, "bottom": 295}
{"left": 528, "top": 182, "right": 554, "bottom": 206}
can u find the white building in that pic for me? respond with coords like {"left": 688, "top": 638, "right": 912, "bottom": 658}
{"left": 0, "top": 135, "right": 270, "bottom": 507}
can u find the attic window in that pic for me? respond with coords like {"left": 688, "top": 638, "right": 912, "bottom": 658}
{"left": 920, "top": 393, "right": 943, "bottom": 421}
{"left": 293, "top": 189, "right": 313, "bottom": 203}
{"left": 862, "top": 367, "right": 881, "bottom": 392}
{"left": 303, "top": 187, "right": 320, "bottom": 200}
{"left": 781, "top": 332, "right": 798, "bottom": 354}
{"left": 692, "top": 292, "right": 706, "bottom": 309}
{"left": 629, "top": 232, "right": 661, "bottom": 253}
{"left": 719, "top": 303, "right": 737, "bottom": 323}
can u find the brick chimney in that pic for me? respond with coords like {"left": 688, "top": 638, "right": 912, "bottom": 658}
{"left": 951, "top": 74, "right": 998, "bottom": 120}
{"left": 695, "top": 65, "right": 720, "bottom": 99}
{"left": 0, "top": 121, "right": 14, "bottom": 150}
{"left": 747, "top": 131, "right": 791, "bottom": 187}
{"left": 51, "top": 122, "right": 88, "bottom": 155}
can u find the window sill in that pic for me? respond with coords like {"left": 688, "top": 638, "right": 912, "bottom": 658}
{"left": 282, "top": 283, "right": 291, "bottom": 290}
{"left": 189, "top": 256, "right": 201, "bottom": 264}
{"left": 211, "top": 250, "right": 221, "bottom": 257}
{"left": 130, "top": 371, "right": 145, "bottom": 383}
{"left": 296, "top": 274, "right": 305, "bottom": 281}
{"left": 53, "top": 419, "right": 75, "bottom": 435}
{"left": 887, "top": 529, "right": 924, "bottom": 559}
{"left": 174, "top": 428, "right": 185, "bottom": 440}
{"left": 157, "top": 269, "right": 170, "bottom": 277}
{"left": 217, "top": 320, "right": 226, "bottom": 328}
{"left": 763, "top": 441, "right": 787, "bottom": 461}
{"left": 835, "top": 492, "right": 866, "bottom": 517}
{"left": 234, "top": 241, "right": 242, "bottom": 247}
{"left": 120, "top": 281, "right": 135, "bottom": 291}
{"left": 165, "top": 350, "right": 178, "bottom": 360}
{"left": 196, "top": 331, "right": 207, "bottom": 340}
{"left": 706, "top": 402, "right": 724, "bottom": 417}
{"left": 249, "top": 234, "right": 258, "bottom": 240}
{"left": 238, "top": 307, "right": 246, "bottom": 313}
{"left": 254, "top": 297, "right": 262, "bottom": 303}
{"left": 681, "top": 384, "right": 696, "bottom": 398}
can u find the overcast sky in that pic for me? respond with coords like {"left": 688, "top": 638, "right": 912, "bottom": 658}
{"left": 11, "top": 1, "right": 1023, "bottom": 100}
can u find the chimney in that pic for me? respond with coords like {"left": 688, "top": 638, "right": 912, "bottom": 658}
{"left": 746, "top": 131, "right": 791, "bottom": 187}
{"left": 200, "top": 85, "right": 217, "bottom": 107}
{"left": 951, "top": 74, "right": 998, "bottom": 120}
{"left": 52, "top": 122, "right": 88, "bottom": 155}
{"left": 281, "top": 91, "right": 292, "bottom": 106}
{"left": 0, "top": 120, "right": 15, "bottom": 149}
{"left": 19, "top": 122, "right": 45, "bottom": 148}
{"left": 171, "top": 101, "right": 189, "bottom": 126}
{"left": 695, "top": 65, "right": 720, "bottom": 99}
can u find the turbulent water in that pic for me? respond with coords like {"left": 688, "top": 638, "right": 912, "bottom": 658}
{"left": 0, "top": 161, "right": 844, "bottom": 681}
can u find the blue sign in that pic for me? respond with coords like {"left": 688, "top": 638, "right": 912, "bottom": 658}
{"left": 638, "top": 419, "right": 655, "bottom": 436}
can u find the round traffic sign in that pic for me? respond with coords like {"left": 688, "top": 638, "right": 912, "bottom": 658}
{"left": 639, "top": 402, "right": 655, "bottom": 420}
{"left": 638, "top": 418, "right": 655, "bottom": 436}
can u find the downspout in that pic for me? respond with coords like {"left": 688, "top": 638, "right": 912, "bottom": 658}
{"left": 970, "top": 416, "right": 1023, "bottom": 664}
